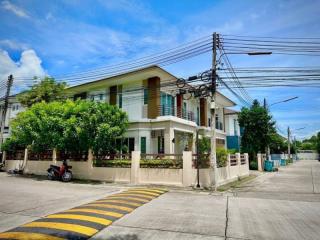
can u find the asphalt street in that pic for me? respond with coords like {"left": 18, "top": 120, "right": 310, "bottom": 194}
{"left": 0, "top": 160, "right": 319, "bottom": 240}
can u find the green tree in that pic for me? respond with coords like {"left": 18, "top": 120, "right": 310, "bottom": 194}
{"left": 6, "top": 100, "right": 128, "bottom": 156}
{"left": 18, "top": 77, "right": 66, "bottom": 107}
{"left": 269, "top": 133, "right": 286, "bottom": 153}
{"left": 316, "top": 132, "right": 320, "bottom": 153}
{"left": 238, "top": 99, "right": 275, "bottom": 161}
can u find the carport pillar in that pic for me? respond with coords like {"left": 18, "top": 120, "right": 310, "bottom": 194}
{"left": 164, "top": 127, "right": 175, "bottom": 154}
{"left": 131, "top": 151, "right": 140, "bottom": 184}
{"left": 257, "top": 153, "right": 263, "bottom": 171}
{"left": 182, "top": 151, "right": 193, "bottom": 187}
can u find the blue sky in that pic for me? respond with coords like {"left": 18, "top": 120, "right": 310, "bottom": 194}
{"left": 0, "top": 0, "right": 319, "bottom": 139}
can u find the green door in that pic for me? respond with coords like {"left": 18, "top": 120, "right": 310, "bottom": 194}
{"left": 140, "top": 137, "right": 146, "bottom": 154}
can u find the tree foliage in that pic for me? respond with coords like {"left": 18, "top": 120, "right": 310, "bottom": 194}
{"left": 238, "top": 100, "right": 275, "bottom": 160}
{"left": 269, "top": 133, "right": 286, "bottom": 153}
{"left": 18, "top": 77, "right": 66, "bottom": 107}
{"left": 295, "top": 132, "right": 320, "bottom": 153}
{"left": 4, "top": 100, "right": 128, "bottom": 157}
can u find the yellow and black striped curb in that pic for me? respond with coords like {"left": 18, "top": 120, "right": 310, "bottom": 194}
{"left": 0, "top": 188, "right": 167, "bottom": 240}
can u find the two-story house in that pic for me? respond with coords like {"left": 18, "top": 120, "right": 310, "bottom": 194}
{"left": 1, "top": 65, "right": 237, "bottom": 155}
{"left": 65, "top": 65, "right": 236, "bottom": 154}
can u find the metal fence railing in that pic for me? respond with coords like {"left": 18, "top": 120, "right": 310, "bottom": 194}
{"left": 28, "top": 150, "right": 53, "bottom": 161}
{"left": 192, "top": 154, "right": 210, "bottom": 168}
{"left": 57, "top": 151, "right": 88, "bottom": 162}
{"left": 6, "top": 149, "right": 25, "bottom": 160}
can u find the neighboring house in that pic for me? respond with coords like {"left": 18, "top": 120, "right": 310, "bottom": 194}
{"left": 1, "top": 65, "right": 237, "bottom": 154}
{"left": 224, "top": 108, "right": 241, "bottom": 151}
{"left": 0, "top": 96, "right": 25, "bottom": 142}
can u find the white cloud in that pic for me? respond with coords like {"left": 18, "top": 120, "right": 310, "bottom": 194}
{"left": 1, "top": 0, "right": 29, "bottom": 18}
{"left": 0, "top": 39, "right": 28, "bottom": 50}
{"left": 0, "top": 49, "right": 46, "bottom": 95}
{"left": 45, "top": 12, "right": 55, "bottom": 21}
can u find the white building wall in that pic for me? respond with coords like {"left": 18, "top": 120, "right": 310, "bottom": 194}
{"left": 122, "top": 82, "right": 144, "bottom": 121}
{"left": 225, "top": 114, "right": 240, "bottom": 136}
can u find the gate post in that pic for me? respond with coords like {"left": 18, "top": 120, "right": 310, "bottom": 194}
{"left": 131, "top": 151, "right": 140, "bottom": 184}
{"left": 183, "top": 151, "right": 193, "bottom": 187}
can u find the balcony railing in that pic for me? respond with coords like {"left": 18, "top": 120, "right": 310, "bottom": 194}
{"left": 158, "top": 105, "right": 197, "bottom": 122}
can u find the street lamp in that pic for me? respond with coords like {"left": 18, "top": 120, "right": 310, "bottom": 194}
{"left": 270, "top": 96, "right": 299, "bottom": 106}
{"left": 247, "top": 52, "right": 273, "bottom": 56}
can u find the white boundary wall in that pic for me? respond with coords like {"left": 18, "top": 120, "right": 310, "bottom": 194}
{"left": 4, "top": 151, "right": 249, "bottom": 187}
{"left": 297, "top": 152, "right": 319, "bottom": 160}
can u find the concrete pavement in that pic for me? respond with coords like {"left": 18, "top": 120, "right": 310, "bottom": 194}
{"left": 0, "top": 160, "right": 319, "bottom": 239}
{"left": 93, "top": 160, "right": 320, "bottom": 240}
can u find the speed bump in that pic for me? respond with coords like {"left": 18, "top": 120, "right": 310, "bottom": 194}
{"left": 0, "top": 188, "right": 167, "bottom": 240}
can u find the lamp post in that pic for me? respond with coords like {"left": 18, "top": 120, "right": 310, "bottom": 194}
{"left": 264, "top": 96, "right": 298, "bottom": 159}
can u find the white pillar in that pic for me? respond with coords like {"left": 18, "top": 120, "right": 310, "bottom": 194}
{"left": 88, "top": 149, "right": 93, "bottom": 169}
{"left": 2, "top": 151, "right": 6, "bottom": 162}
{"left": 244, "top": 153, "right": 249, "bottom": 174}
{"left": 131, "top": 151, "right": 140, "bottom": 184}
{"left": 244, "top": 153, "right": 249, "bottom": 165}
{"left": 22, "top": 148, "right": 28, "bottom": 172}
{"left": 236, "top": 152, "right": 241, "bottom": 177}
{"left": 227, "top": 154, "right": 231, "bottom": 179}
{"left": 52, "top": 148, "right": 57, "bottom": 165}
{"left": 182, "top": 151, "right": 193, "bottom": 187}
{"left": 257, "top": 153, "right": 263, "bottom": 171}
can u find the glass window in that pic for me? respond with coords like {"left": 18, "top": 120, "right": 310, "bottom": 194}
{"left": 160, "top": 92, "right": 174, "bottom": 116}
{"left": 234, "top": 119, "right": 238, "bottom": 135}
{"left": 196, "top": 107, "right": 200, "bottom": 125}
{"left": 144, "top": 88, "right": 148, "bottom": 104}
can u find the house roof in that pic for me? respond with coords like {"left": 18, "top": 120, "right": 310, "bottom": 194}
{"left": 224, "top": 108, "right": 239, "bottom": 115}
{"left": 1, "top": 65, "right": 237, "bottom": 108}
{"left": 65, "top": 65, "right": 178, "bottom": 94}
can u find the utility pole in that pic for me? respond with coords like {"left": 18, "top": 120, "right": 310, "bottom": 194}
{"left": 0, "top": 75, "right": 13, "bottom": 150}
{"left": 263, "top": 98, "right": 270, "bottom": 159}
{"left": 287, "top": 126, "right": 291, "bottom": 159}
{"left": 211, "top": 32, "right": 218, "bottom": 191}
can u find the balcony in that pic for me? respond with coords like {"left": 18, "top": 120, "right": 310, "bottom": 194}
{"left": 158, "top": 105, "right": 196, "bottom": 123}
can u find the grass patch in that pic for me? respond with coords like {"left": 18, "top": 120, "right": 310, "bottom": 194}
{"left": 217, "top": 174, "right": 256, "bottom": 192}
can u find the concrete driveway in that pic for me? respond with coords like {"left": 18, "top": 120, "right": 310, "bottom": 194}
{"left": 0, "top": 160, "right": 319, "bottom": 240}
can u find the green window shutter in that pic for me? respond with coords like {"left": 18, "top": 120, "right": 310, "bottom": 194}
{"left": 140, "top": 137, "right": 146, "bottom": 154}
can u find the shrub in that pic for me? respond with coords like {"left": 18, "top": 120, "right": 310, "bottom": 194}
{"left": 217, "top": 147, "right": 228, "bottom": 168}
{"left": 249, "top": 160, "right": 258, "bottom": 170}
{"left": 227, "top": 148, "right": 238, "bottom": 154}
{"left": 93, "top": 159, "right": 182, "bottom": 169}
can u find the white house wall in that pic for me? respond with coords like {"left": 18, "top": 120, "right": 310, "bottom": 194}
{"left": 122, "top": 82, "right": 144, "bottom": 121}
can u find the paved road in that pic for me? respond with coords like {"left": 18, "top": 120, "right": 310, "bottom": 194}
{"left": 0, "top": 187, "right": 166, "bottom": 239}
{"left": 0, "top": 160, "right": 319, "bottom": 240}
